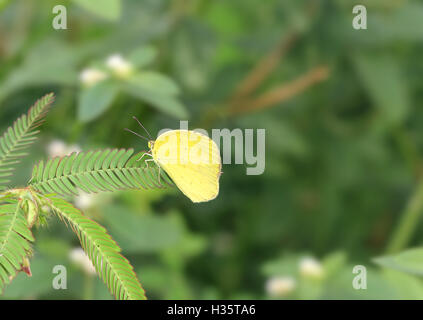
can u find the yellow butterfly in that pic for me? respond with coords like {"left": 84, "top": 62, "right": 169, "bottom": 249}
{"left": 126, "top": 117, "right": 222, "bottom": 203}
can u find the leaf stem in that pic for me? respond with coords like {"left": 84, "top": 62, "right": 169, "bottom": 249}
{"left": 386, "top": 179, "right": 423, "bottom": 253}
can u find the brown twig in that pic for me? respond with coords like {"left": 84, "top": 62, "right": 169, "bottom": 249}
{"left": 199, "top": 33, "right": 298, "bottom": 128}
{"left": 229, "top": 65, "right": 329, "bottom": 115}
{"left": 230, "top": 32, "right": 298, "bottom": 103}
{"left": 200, "top": 0, "right": 324, "bottom": 125}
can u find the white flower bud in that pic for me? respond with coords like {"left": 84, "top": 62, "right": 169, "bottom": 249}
{"left": 69, "top": 247, "right": 96, "bottom": 275}
{"left": 47, "top": 139, "right": 67, "bottom": 158}
{"left": 80, "top": 68, "right": 107, "bottom": 86}
{"left": 299, "top": 257, "right": 324, "bottom": 279}
{"left": 265, "top": 276, "right": 296, "bottom": 297}
{"left": 106, "top": 54, "right": 133, "bottom": 78}
{"left": 74, "top": 192, "right": 96, "bottom": 210}
{"left": 47, "top": 140, "right": 82, "bottom": 158}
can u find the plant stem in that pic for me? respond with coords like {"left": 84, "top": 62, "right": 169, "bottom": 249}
{"left": 386, "top": 179, "right": 423, "bottom": 253}
{"left": 83, "top": 273, "right": 94, "bottom": 300}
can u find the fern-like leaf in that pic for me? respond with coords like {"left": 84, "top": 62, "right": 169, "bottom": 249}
{"left": 0, "top": 93, "right": 55, "bottom": 191}
{"left": 47, "top": 196, "right": 146, "bottom": 300}
{"left": 0, "top": 198, "right": 34, "bottom": 293}
{"left": 29, "top": 148, "right": 173, "bottom": 196}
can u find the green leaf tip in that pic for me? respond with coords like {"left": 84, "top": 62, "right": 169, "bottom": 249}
{"left": 0, "top": 93, "right": 55, "bottom": 191}
{"left": 47, "top": 196, "right": 146, "bottom": 300}
{"left": 29, "top": 148, "right": 173, "bottom": 196}
{"left": 0, "top": 199, "right": 35, "bottom": 294}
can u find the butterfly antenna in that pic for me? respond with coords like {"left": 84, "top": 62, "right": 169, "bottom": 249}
{"left": 124, "top": 128, "right": 149, "bottom": 142}
{"left": 132, "top": 116, "right": 152, "bottom": 140}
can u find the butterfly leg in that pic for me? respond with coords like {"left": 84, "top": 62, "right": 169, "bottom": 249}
{"left": 145, "top": 159, "right": 162, "bottom": 184}
{"left": 144, "top": 158, "right": 154, "bottom": 169}
{"left": 137, "top": 152, "right": 153, "bottom": 162}
{"left": 157, "top": 165, "right": 161, "bottom": 185}
{"left": 144, "top": 158, "right": 161, "bottom": 185}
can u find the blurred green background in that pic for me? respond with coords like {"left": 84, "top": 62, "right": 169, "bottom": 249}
{"left": 1, "top": 0, "right": 423, "bottom": 299}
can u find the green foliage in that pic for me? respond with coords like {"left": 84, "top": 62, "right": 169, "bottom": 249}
{"left": 102, "top": 205, "right": 182, "bottom": 253}
{"left": 374, "top": 248, "right": 423, "bottom": 276}
{"left": 0, "top": 198, "right": 35, "bottom": 293}
{"left": 121, "top": 79, "right": 188, "bottom": 119}
{"left": 78, "top": 47, "right": 188, "bottom": 122}
{"left": 0, "top": 41, "right": 77, "bottom": 103}
{"left": 0, "top": 93, "right": 54, "bottom": 191}
{"left": 78, "top": 80, "right": 118, "bottom": 122}
{"left": 72, "top": 0, "right": 122, "bottom": 21}
{"left": 47, "top": 196, "right": 146, "bottom": 300}
{"left": 1, "top": 0, "right": 423, "bottom": 300}
{"left": 0, "top": 95, "right": 170, "bottom": 299}
{"left": 129, "top": 46, "right": 157, "bottom": 68}
{"left": 29, "top": 149, "right": 172, "bottom": 196}
{"left": 353, "top": 53, "right": 410, "bottom": 127}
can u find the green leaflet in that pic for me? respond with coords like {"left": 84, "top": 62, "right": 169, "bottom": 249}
{"left": 0, "top": 93, "right": 176, "bottom": 299}
{"left": 78, "top": 80, "right": 118, "bottom": 122}
{"left": 0, "top": 199, "right": 34, "bottom": 294}
{"left": 48, "top": 196, "right": 146, "bottom": 300}
{"left": 29, "top": 148, "right": 173, "bottom": 196}
{"left": 0, "top": 93, "right": 55, "bottom": 191}
{"left": 72, "top": 0, "right": 122, "bottom": 21}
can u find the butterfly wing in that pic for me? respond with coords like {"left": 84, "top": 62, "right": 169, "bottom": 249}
{"left": 152, "top": 130, "right": 221, "bottom": 203}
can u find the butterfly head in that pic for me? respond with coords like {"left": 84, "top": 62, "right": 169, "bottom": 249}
{"left": 148, "top": 140, "right": 155, "bottom": 150}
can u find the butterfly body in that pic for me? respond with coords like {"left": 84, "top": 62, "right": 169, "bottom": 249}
{"left": 149, "top": 130, "right": 221, "bottom": 203}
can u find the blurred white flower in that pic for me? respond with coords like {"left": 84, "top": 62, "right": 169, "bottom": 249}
{"left": 80, "top": 68, "right": 107, "bottom": 86}
{"left": 74, "top": 192, "right": 96, "bottom": 210}
{"left": 265, "top": 276, "right": 296, "bottom": 297}
{"left": 47, "top": 139, "right": 66, "bottom": 158}
{"left": 299, "top": 257, "right": 324, "bottom": 279}
{"left": 106, "top": 54, "right": 132, "bottom": 78}
{"left": 47, "top": 140, "right": 81, "bottom": 158}
{"left": 69, "top": 247, "right": 96, "bottom": 275}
